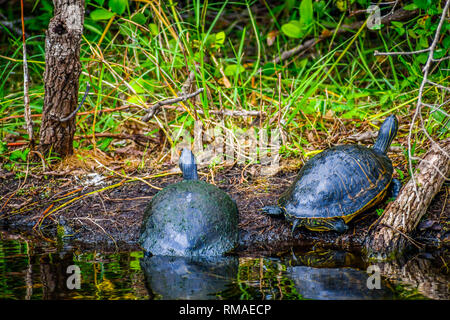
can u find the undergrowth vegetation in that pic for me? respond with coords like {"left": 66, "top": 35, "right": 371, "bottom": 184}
{"left": 0, "top": 0, "right": 448, "bottom": 177}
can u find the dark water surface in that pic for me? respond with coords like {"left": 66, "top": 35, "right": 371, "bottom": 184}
{"left": 0, "top": 235, "right": 447, "bottom": 300}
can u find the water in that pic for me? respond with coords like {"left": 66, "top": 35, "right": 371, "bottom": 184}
{"left": 0, "top": 235, "right": 448, "bottom": 300}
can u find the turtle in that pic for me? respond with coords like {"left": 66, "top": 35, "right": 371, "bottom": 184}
{"left": 261, "top": 114, "right": 402, "bottom": 233}
{"left": 139, "top": 148, "right": 239, "bottom": 257}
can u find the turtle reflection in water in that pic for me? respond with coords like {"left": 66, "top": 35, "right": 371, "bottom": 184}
{"left": 285, "top": 250, "right": 395, "bottom": 300}
{"left": 139, "top": 148, "right": 239, "bottom": 257}
{"left": 140, "top": 255, "right": 239, "bottom": 300}
{"left": 262, "top": 115, "right": 402, "bottom": 233}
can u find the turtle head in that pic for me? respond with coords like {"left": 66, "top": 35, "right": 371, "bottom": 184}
{"left": 179, "top": 148, "right": 198, "bottom": 180}
{"left": 331, "top": 218, "right": 349, "bottom": 233}
{"left": 261, "top": 206, "right": 285, "bottom": 217}
{"left": 373, "top": 114, "right": 398, "bottom": 154}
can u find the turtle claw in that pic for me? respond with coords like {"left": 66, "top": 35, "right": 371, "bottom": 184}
{"left": 291, "top": 219, "right": 300, "bottom": 235}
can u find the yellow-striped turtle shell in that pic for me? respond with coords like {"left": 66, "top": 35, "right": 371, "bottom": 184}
{"left": 262, "top": 115, "right": 400, "bottom": 233}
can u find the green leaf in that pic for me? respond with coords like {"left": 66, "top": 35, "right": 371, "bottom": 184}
{"left": 413, "top": 0, "right": 430, "bottom": 10}
{"left": 131, "top": 13, "right": 146, "bottom": 25}
{"left": 403, "top": 3, "right": 418, "bottom": 10}
{"left": 433, "top": 49, "right": 446, "bottom": 59}
{"left": 394, "top": 27, "right": 405, "bottom": 36}
{"left": 391, "top": 21, "right": 404, "bottom": 28}
{"left": 90, "top": 9, "right": 115, "bottom": 21}
{"left": 109, "top": 0, "right": 127, "bottom": 15}
{"left": 98, "top": 138, "right": 113, "bottom": 152}
{"left": 149, "top": 23, "right": 158, "bottom": 35}
{"left": 417, "top": 53, "right": 428, "bottom": 64}
{"left": 0, "top": 141, "right": 7, "bottom": 155}
{"left": 261, "top": 62, "right": 282, "bottom": 76}
{"left": 224, "top": 64, "right": 245, "bottom": 77}
{"left": 395, "top": 168, "right": 405, "bottom": 180}
{"left": 92, "top": 0, "right": 105, "bottom": 5}
{"left": 418, "top": 36, "right": 428, "bottom": 49}
{"left": 10, "top": 149, "right": 30, "bottom": 162}
{"left": 215, "top": 31, "right": 226, "bottom": 48}
{"left": 407, "top": 29, "right": 418, "bottom": 38}
{"left": 299, "top": 0, "right": 313, "bottom": 26}
{"left": 127, "top": 95, "right": 146, "bottom": 105}
{"left": 443, "top": 35, "right": 450, "bottom": 49}
{"left": 130, "top": 78, "right": 148, "bottom": 94}
{"left": 281, "top": 21, "right": 303, "bottom": 38}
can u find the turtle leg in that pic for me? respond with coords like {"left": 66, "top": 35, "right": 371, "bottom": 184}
{"left": 388, "top": 178, "right": 402, "bottom": 199}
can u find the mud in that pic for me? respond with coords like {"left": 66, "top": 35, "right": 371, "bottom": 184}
{"left": 0, "top": 164, "right": 448, "bottom": 255}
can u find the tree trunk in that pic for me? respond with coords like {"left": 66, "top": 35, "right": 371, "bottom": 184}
{"left": 39, "top": 0, "right": 85, "bottom": 157}
{"left": 365, "top": 138, "right": 450, "bottom": 259}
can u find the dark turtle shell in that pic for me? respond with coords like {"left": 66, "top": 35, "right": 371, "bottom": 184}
{"left": 279, "top": 144, "right": 393, "bottom": 221}
{"left": 139, "top": 180, "right": 239, "bottom": 257}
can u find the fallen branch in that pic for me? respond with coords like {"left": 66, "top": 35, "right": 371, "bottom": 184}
{"left": 141, "top": 88, "right": 204, "bottom": 122}
{"left": 365, "top": 138, "right": 450, "bottom": 260}
{"left": 161, "top": 105, "right": 264, "bottom": 117}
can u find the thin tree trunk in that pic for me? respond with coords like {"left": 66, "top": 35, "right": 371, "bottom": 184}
{"left": 365, "top": 138, "right": 450, "bottom": 259}
{"left": 39, "top": 0, "right": 84, "bottom": 157}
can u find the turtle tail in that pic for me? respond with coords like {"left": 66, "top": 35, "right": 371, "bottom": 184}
{"left": 179, "top": 148, "right": 198, "bottom": 180}
{"left": 373, "top": 114, "right": 398, "bottom": 154}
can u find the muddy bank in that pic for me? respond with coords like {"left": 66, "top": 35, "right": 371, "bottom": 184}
{"left": 0, "top": 165, "right": 448, "bottom": 255}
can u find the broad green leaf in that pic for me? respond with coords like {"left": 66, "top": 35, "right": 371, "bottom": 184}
{"left": 149, "top": 23, "right": 158, "bottom": 35}
{"left": 224, "top": 64, "right": 245, "bottom": 77}
{"left": 131, "top": 13, "right": 146, "bottom": 25}
{"left": 130, "top": 78, "right": 148, "bottom": 94}
{"left": 127, "top": 95, "right": 146, "bottom": 105}
{"left": 92, "top": 0, "right": 105, "bottom": 5}
{"left": 418, "top": 36, "right": 428, "bottom": 49}
{"left": 407, "top": 29, "right": 418, "bottom": 38}
{"left": 109, "top": 0, "right": 127, "bottom": 15}
{"left": 443, "top": 35, "right": 450, "bottom": 49}
{"left": 299, "top": 0, "right": 313, "bottom": 26}
{"left": 417, "top": 53, "right": 428, "bottom": 64}
{"left": 10, "top": 149, "right": 30, "bottom": 162}
{"left": 90, "top": 9, "right": 115, "bottom": 21}
{"left": 413, "top": 0, "right": 430, "bottom": 10}
{"left": 403, "top": 3, "right": 418, "bottom": 10}
{"left": 281, "top": 21, "right": 303, "bottom": 38}
{"left": 215, "top": 31, "right": 226, "bottom": 47}
{"left": 391, "top": 21, "right": 403, "bottom": 28}
{"left": 433, "top": 49, "right": 446, "bottom": 59}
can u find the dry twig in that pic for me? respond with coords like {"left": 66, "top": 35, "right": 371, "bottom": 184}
{"left": 21, "top": 0, "right": 33, "bottom": 145}
{"left": 141, "top": 88, "right": 204, "bottom": 122}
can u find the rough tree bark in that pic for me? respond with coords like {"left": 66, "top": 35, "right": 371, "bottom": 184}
{"left": 365, "top": 138, "right": 450, "bottom": 259}
{"left": 39, "top": 0, "right": 85, "bottom": 157}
